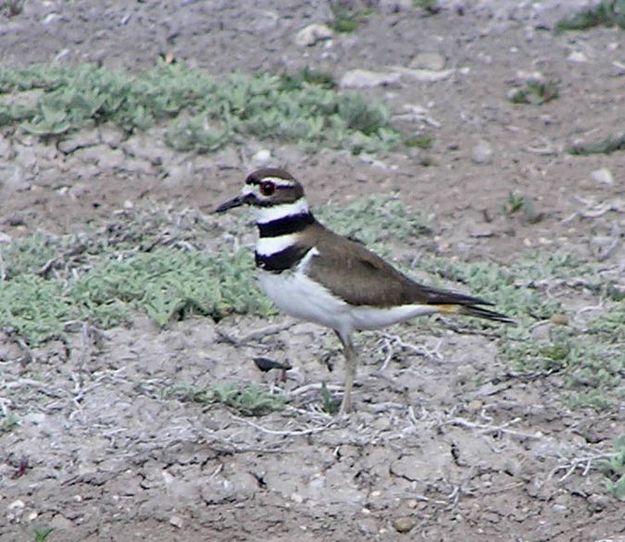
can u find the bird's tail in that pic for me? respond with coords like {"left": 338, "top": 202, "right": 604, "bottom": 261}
{"left": 435, "top": 303, "right": 516, "bottom": 325}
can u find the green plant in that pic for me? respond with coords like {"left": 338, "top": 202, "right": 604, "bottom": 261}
{"left": 330, "top": 3, "right": 372, "bottom": 33}
{"left": 320, "top": 381, "right": 340, "bottom": 414}
{"left": 403, "top": 134, "right": 433, "bottom": 149}
{"left": 0, "top": 63, "right": 400, "bottom": 154}
{"left": 33, "top": 527, "right": 54, "bottom": 542}
{"left": 600, "top": 435, "right": 625, "bottom": 499}
{"left": 167, "top": 383, "right": 287, "bottom": 416}
{"left": 569, "top": 133, "right": 625, "bottom": 155}
{"left": 555, "top": 0, "right": 625, "bottom": 32}
{"left": 509, "top": 80, "right": 559, "bottom": 105}
{"left": 280, "top": 67, "right": 337, "bottom": 91}
{"left": 413, "top": 0, "right": 440, "bottom": 14}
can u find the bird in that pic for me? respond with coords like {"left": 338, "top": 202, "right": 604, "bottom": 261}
{"left": 215, "top": 168, "right": 514, "bottom": 414}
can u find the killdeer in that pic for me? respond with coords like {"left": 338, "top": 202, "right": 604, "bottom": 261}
{"left": 215, "top": 168, "right": 513, "bottom": 413}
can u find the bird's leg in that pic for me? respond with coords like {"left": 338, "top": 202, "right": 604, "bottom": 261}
{"left": 335, "top": 331, "right": 357, "bottom": 414}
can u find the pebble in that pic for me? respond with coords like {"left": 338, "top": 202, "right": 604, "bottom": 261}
{"left": 294, "top": 24, "right": 333, "bottom": 47}
{"left": 590, "top": 167, "right": 614, "bottom": 186}
{"left": 393, "top": 516, "right": 415, "bottom": 533}
{"left": 379, "top": 0, "right": 413, "bottom": 13}
{"left": 8, "top": 499, "right": 25, "bottom": 511}
{"left": 409, "top": 52, "right": 446, "bottom": 71}
{"left": 57, "top": 129, "right": 100, "bottom": 154}
{"left": 251, "top": 149, "right": 272, "bottom": 167}
{"left": 392, "top": 66, "right": 454, "bottom": 82}
{"left": 339, "top": 69, "right": 401, "bottom": 89}
{"left": 471, "top": 140, "right": 493, "bottom": 164}
{"left": 567, "top": 51, "right": 588, "bottom": 63}
{"left": 550, "top": 313, "right": 569, "bottom": 326}
{"left": 169, "top": 515, "right": 184, "bottom": 528}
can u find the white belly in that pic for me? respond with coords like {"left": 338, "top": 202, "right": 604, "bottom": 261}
{"left": 257, "top": 269, "right": 438, "bottom": 335}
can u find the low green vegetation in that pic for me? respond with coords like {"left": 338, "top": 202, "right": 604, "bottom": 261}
{"left": 601, "top": 435, "right": 625, "bottom": 500}
{"left": 329, "top": 2, "right": 373, "bottom": 33}
{"left": 33, "top": 527, "right": 54, "bottom": 542}
{"left": 569, "top": 133, "right": 625, "bottom": 155}
{"left": 0, "top": 63, "right": 399, "bottom": 154}
{"left": 0, "top": 198, "right": 623, "bottom": 411}
{"left": 555, "top": 0, "right": 625, "bottom": 32}
{"left": 509, "top": 80, "right": 559, "bottom": 105}
{"left": 166, "top": 383, "right": 287, "bottom": 416}
{"left": 412, "top": 0, "right": 440, "bottom": 14}
{"left": 403, "top": 134, "right": 434, "bottom": 149}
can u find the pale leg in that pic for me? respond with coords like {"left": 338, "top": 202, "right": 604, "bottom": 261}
{"left": 335, "top": 331, "right": 357, "bottom": 414}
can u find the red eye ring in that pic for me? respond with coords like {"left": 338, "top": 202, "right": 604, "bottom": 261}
{"left": 259, "top": 181, "right": 276, "bottom": 196}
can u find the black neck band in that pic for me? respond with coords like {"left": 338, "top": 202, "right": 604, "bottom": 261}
{"left": 257, "top": 213, "right": 315, "bottom": 237}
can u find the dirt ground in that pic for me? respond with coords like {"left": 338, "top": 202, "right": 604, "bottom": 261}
{"left": 1, "top": 1, "right": 625, "bottom": 541}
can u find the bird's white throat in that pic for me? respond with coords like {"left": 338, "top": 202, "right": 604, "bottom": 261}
{"left": 255, "top": 198, "right": 310, "bottom": 224}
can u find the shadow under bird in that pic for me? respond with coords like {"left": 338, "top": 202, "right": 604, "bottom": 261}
{"left": 215, "top": 168, "right": 514, "bottom": 414}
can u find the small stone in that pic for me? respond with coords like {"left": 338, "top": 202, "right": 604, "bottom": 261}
{"left": 550, "top": 313, "right": 569, "bottom": 326}
{"left": 409, "top": 52, "right": 446, "bottom": 71}
{"left": 57, "top": 129, "right": 100, "bottom": 154}
{"left": 291, "top": 492, "right": 304, "bottom": 504}
{"left": 251, "top": 149, "right": 272, "bottom": 167}
{"left": 568, "top": 51, "right": 588, "bottom": 63}
{"left": 23, "top": 412, "right": 46, "bottom": 425}
{"left": 169, "top": 515, "right": 184, "bottom": 528}
{"left": 294, "top": 24, "right": 333, "bottom": 47}
{"left": 393, "top": 516, "right": 415, "bottom": 534}
{"left": 469, "top": 225, "right": 494, "bottom": 238}
{"left": 591, "top": 167, "right": 614, "bottom": 186}
{"left": 8, "top": 499, "right": 25, "bottom": 511}
{"left": 50, "top": 514, "right": 73, "bottom": 530}
{"left": 98, "top": 125, "right": 125, "bottom": 148}
{"left": 472, "top": 140, "right": 493, "bottom": 164}
{"left": 339, "top": 69, "right": 401, "bottom": 89}
{"left": 379, "top": 0, "right": 413, "bottom": 13}
{"left": 392, "top": 66, "right": 454, "bottom": 82}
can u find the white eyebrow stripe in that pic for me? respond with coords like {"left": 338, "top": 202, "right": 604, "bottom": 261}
{"left": 261, "top": 177, "right": 297, "bottom": 188}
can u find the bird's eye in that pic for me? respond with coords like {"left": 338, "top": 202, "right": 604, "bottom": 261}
{"left": 259, "top": 181, "right": 276, "bottom": 196}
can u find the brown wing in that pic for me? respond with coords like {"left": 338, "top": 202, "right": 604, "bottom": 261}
{"left": 304, "top": 223, "right": 496, "bottom": 309}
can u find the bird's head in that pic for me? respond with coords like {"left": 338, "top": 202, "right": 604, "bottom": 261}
{"left": 215, "top": 168, "right": 306, "bottom": 213}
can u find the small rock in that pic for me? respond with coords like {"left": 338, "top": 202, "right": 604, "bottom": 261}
{"left": 568, "top": 51, "right": 588, "bottom": 63}
{"left": 169, "top": 515, "right": 184, "bottom": 528}
{"left": 97, "top": 149, "right": 126, "bottom": 170}
{"left": 472, "top": 140, "right": 493, "bottom": 164}
{"left": 0, "top": 134, "right": 13, "bottom": 159}
{"left": 469, "top": 225, "right": 494, "bottom": 238}
{"left": 591, "top": 167, "right": 614, "bottom": 186}
{"left": 550, "top": 313, "right": 569, "bottom": 326}
{"left": 251, "top": 149, "right": 272, "bottom": 167}
{"left": 409, "top": 52, "right": 446, "bottom": 71}
{"left": 339, "top": 69, "right": 401, "bottom": 89}
{"left": 294, "top": 24, "right": 333, "bottom": 47}
{"left": 392, "top": 66, "right": 454, "bottom": 82}
{"left": 23, "top": 412, "right": 46, "bottom": 425}
{"left": 8, "top": 499, "right": 25, "bottom": 511}
{"left": 393, "top": 516, "right": 415, "bottom": 534}
{"left": 379, "top": 0, "right": 413, "bottom": 13}
{"left": 98, "top": 124, "right": 125, "bottom": 148}
{"left": 50, "top": 514, "right": 73, "bottom": 530}
{"left": 57, "top": 129, "right": 100, "bottom": 154}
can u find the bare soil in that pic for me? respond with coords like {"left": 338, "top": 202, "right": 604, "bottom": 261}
{"left": 1, "top": 1, "right": 624, "bottom": 541}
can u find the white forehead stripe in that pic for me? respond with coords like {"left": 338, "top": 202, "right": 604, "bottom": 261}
{"left": 261, "top": 176, "right": 297, "bottom": 188}
{"left": 255, "top": 198, "right": 310, "bottom": 224}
